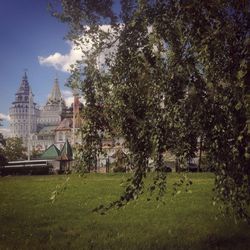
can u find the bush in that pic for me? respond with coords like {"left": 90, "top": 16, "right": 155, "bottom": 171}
{"left": 113, "top": 165, "right": 127, "bottom": 173}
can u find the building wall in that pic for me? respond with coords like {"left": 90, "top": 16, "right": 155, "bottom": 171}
{"left": 37, "top": 105, "right": 62, "bottom": 126}
{"left": 30, "top": 138, "right": 54, "bottom": 151}
{"left": 55, "top": 130, "right": 72, "bottom": 150}
{"left": 9, "top": 102, "right": 38, "bottom": 145}
{"left": 9, "top": 73, "right": 39, "bottom": 146}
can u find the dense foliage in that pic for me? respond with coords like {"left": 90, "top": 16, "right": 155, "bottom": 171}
{"left": 3, "top": 137, "right": 26, "bottom": 162}
{"left": 0, "top": 119, "right": 7, "bottom": 166}
{"left": 51, "top": 0, "right": 250, "bottom": 221}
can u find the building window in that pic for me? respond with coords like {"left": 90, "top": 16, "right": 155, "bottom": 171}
{"left": 58, "top": 132, "right": 63, "bottom": 141}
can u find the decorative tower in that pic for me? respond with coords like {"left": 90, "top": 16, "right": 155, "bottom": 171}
{"left": 9, "top": 72, "right": 38, "bottom": 145}
{"left": 38, "top": 78, "right": 66, "bottom": 127}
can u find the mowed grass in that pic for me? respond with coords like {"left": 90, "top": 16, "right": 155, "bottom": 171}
{"left": 0, "top": 173, "right": 249, "bottom": 250}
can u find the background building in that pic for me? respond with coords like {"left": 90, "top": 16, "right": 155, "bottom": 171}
{"left": 9, "top": 72, "right": 39, "bottom": 144}
{"left": 8, "top": 73, "right": 127, "bottom": 173}
{"left": 9, "top": 73, "right": 75, "bottom": 151}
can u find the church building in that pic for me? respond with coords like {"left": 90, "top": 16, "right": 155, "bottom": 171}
{"left": 9, "top": 72, "right": 127, "bottom": 172}
{"left": 9, "top": 72, "right": 39, "bottom": 144}
{"left": 9, "top": 73, "right": 78, "bottom": 151}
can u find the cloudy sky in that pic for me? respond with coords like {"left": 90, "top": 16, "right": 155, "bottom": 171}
{"left": 0, "top": 0, "right": 84, "bottom": 132}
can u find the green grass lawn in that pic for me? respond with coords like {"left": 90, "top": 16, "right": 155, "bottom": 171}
{"left": 0, "top": 173, "right": 249, "bottom": 250}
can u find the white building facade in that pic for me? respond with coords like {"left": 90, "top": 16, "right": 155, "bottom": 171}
{"left": 9, "top": 72, "right": 39, "bottom": 145}
{"left": 9, "top": 73, "right": 68, "bottom": 150}
{"left": 8, "top": 73, "right": 127, "bottom": 173}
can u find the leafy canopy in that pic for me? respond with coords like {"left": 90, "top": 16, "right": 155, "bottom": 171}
{"left": 0, "top": 119, "right": 7, "bottom": 166}
{"left": 3, "top": 137, "right": 26, "bottom": 162}
{"left": 50, "top": 0, "right": 250, "bottom": 221}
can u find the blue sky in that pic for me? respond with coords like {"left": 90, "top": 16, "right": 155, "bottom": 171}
{"left": 0, "top": 0, "right": 121, "bottom": 135}
{"left": 0, "top": 0, "right": 72, "bottom": 131}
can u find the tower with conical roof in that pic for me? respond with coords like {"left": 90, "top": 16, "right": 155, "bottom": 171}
{"left": 37, "top": 78, "right": 65, "bottom": 127}
{"left": 48, "top": 78, "right": 63, "bottom": 103}
{"left": 9, "top": 72, "right": 39, "bottom": 144}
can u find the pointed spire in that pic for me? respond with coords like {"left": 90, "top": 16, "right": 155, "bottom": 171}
{"left": 17, "top": 71, "right": 30, "bottom": 95}
{"left": 59, "top": 139, "right": 73, "bottom": 160}
{"left": 49, "top": 78, "right": 62, "bottom": 102}
{"left": 23, "top": 69, "right": 28, "bottom": 79}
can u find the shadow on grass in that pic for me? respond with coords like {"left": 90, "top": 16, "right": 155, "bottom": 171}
{"left": 202, "top": 233, "right": 250, "bottom": 250}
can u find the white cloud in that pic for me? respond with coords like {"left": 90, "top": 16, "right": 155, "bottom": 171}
{"left": 62, "top": 89, "right": 85, "bottom": 107}
{"left": 38, "top": 25, "right": 120, "bottom": 73}
{"left": 65, "top": 97, "right": 75, "bottom": 107}
{"left": 38, "top": 42, "right": 83, "bottom": 72}
{"left": 61, "top": 89, "right": 72, "bottom": 97}
{"left": 0, "top": 113, "right": 10, "bottom": 121}
{"left": 61, "top": 89, "right": 74, "bottom": 107}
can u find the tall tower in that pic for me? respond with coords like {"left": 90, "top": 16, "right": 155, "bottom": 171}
{"left": 9, "top": 72, "right": 38, "bottom": 144}
{"left": 38, "top": 78, "right": 66, "bottom": 127}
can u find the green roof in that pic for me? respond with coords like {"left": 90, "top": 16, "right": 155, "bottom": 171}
{"left": 40, "top": 144, "right": 60, "bottom": 159}
{"left": 59, "top": 139, "right": 73, "bottom": 160}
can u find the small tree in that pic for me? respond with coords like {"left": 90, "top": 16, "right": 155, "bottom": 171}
{"left": 0, "top": 119, "right": 7, "bottom": 166}
{"left": 4, "top": 137, "right": 26, "bottom": 161}
{"left": 31, "top": 148, "right": 42, "bottom": 160}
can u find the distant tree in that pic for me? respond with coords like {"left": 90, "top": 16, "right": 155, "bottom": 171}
{"left": 4, "top": 137, "right": 26, "bottom": 161}
{"left": 0, "top": 119, "right": 5, "bottom": 146}
{"left": 31, "top": 148, "right": 42, "bottom": 160}
{"left": 51, "top": 0, "right": 250, "bottom": 221}
{"left": 0, "top": 119, "right": 7, "bottom": 166}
